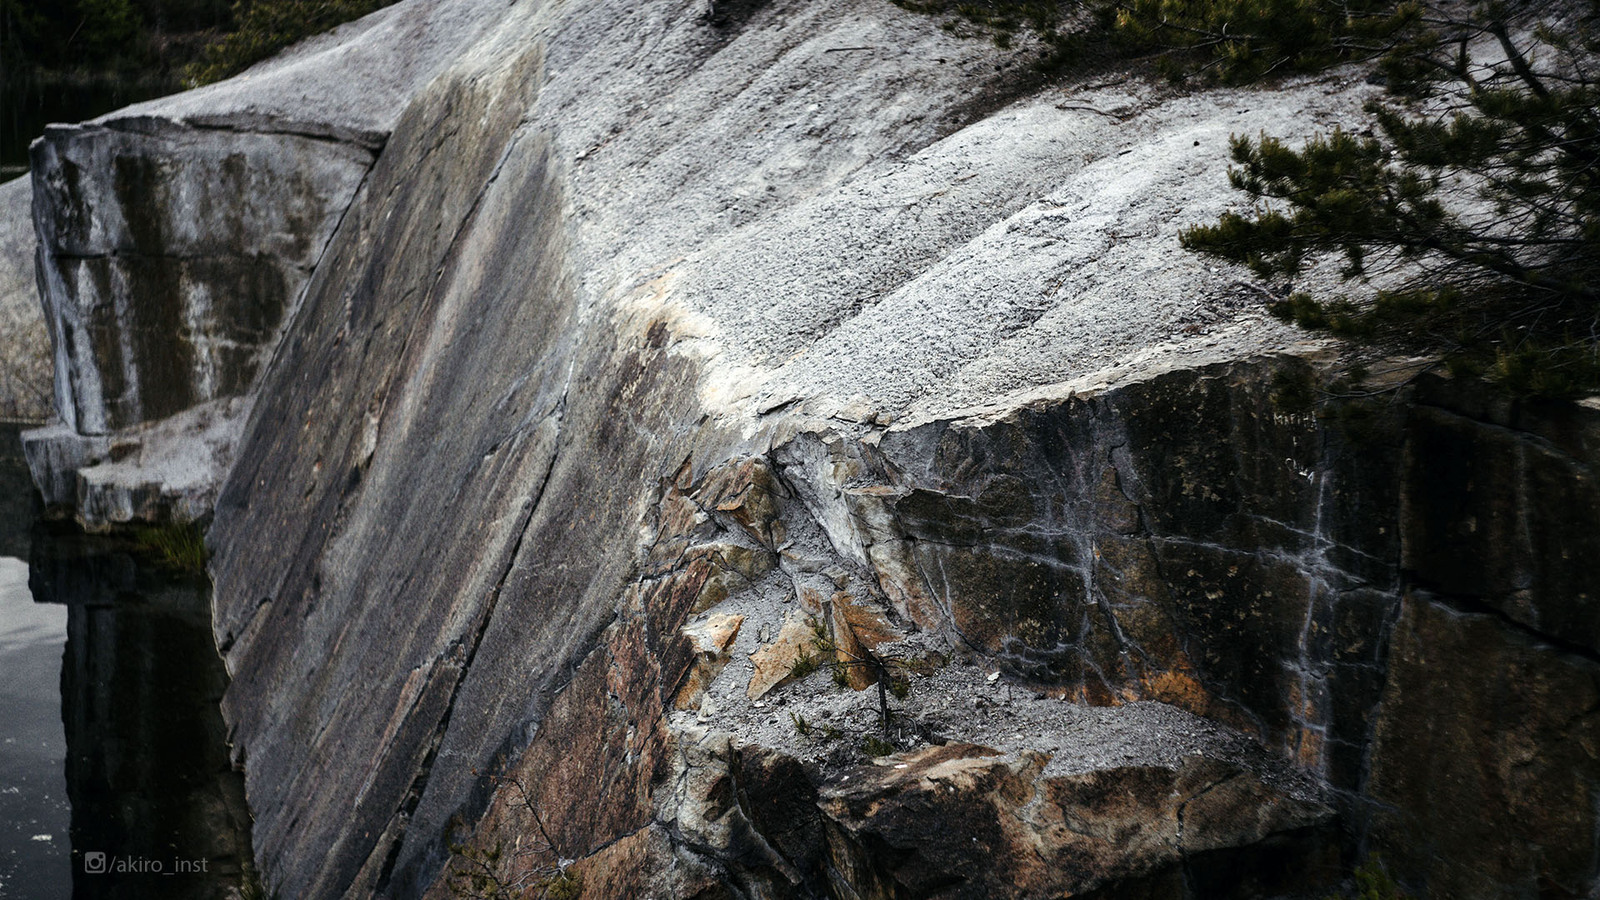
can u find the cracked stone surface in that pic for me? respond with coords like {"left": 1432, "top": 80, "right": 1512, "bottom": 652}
{"left": 22, "top": 118, "right": 372, "bottom": 524}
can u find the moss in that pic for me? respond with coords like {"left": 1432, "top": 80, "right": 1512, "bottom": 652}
{"left": 888, "top": 674, "right": 912, "bottom": 699}
{"left": 1323, "top": 857, "right": 1413, "bottom": 900}
{"left": 541, "top": 871, "right": 583, "bottom": 900}
{"left": 238, "top": 860, "right": 276, "bottom": 900}
{"left": 133, "top": 520, "right": 208, "bottom": 575}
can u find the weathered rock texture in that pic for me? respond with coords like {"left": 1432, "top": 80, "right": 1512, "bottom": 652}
{"left": 30, "top": 118, "right": 372, "bottom": 434}
{"left": 18, "top": 0, "right": 509, "bottom": 527}
{"left": 22, "top": 118, "right": 368, "bottom": 525}
{"left": 0, "top": 177, "right": 51, "bottom": 422}
{"left": 15, "top": 0, "right": 1600, "bottom": 897}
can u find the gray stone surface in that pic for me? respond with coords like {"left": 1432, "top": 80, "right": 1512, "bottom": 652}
{"left": 24, "top": 398, "right": 251, "bottom": 528}
{"left": 109, "top": 0, "right": 508, "bottom": 143}
{"left": 22, "top": 117, "right": 371, "bottom": 528}
{"left": 18, "top": 0, "right": 516, "bottom": 526}
{"left": 31, "top": 117, "right": 373, "bottom": 435}
{"left": 0, "top": 177, "right": 50, "bottom": 422}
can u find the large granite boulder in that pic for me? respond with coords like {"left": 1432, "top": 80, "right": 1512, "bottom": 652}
{"left": 12, "top": 0, "right": 1600, "bottom": 896}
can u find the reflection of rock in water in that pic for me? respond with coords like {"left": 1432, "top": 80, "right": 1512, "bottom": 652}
{"left": 31, "top": 530, "right": 251, "bottom": 900}
{"left": 0, "top": 424, "right": 38, "bottom": 559}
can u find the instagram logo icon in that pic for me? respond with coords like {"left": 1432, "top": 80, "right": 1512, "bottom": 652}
{"left": 84, "top": 852, "right": 107, "bottom": 874}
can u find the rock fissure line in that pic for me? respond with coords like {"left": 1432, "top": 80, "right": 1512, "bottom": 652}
{"left": 101, "top": 114, "right": 389, "bottom": 152}
{"left": 1411, "top": 590, "right": 1600, "bottom": 666}
{"left": 372, "top": 426, "right": 563, "bottom": 893}
{"left": 1413, "top": 399, "right": 1600, "bottom": 478}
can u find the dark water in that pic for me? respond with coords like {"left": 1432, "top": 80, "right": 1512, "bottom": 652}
{"left": 0, "top": 427, "right": 253, "bottom": 899}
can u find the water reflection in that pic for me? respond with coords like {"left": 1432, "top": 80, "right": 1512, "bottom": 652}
{"left": 0, "top": 419, "right": 251, "bottom": 899}
{"left": 31, "top": 529, "right": 252, "bottom": 900}
{"left": 0, "top": 556, "right": 70, "bottom": 899}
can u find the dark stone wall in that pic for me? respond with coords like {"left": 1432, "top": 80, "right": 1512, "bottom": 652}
{"left": 29, "top": 117, "right": 372, "bottom": 434}
{"left": 846, "top": 362, "right": 1600, "bottom": 898}
{"left": 30, "top": 531, "right": 252, "bottom": 900}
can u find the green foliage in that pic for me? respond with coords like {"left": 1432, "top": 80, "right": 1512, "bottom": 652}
{"left": 894, "top": 0, "right": 1600, "bottom": 396}
{"left": 0, "top": 0, "right": 234, "bottom": 75}
{"left": 237, "top": 860, "right": 277, "bottom": 900}
{"left": 0, "top": 0, "right": 390, "bottom": 82}
{"left": 890, "top": 0, "right": 1094, "bottom": 70}
{"left": 542, "top": 872, "right": 583, "bottom": 900}
{"left": 1323, "top": 857, "right": 1413, "bottom": 899}
{"left": 133, "top": 521, "right": 208, "bottom": 574}
{"left": 890, "top": 0, "right": 1423, "bottom": 79}
{"left": 76, "top": 0, "right": 144, "bottom": 57}
{"left": 781, "top": 614, "right": 909, "bottom": 741}
{"left": 445, "top": 769, "right": 578, "bottom": 900}
{"left": 862, "top": 735, "right": 896, "bottom": 757}
{"left": 791, "top": 712, "right": 843, "bottom": 740}
{"left": 1108, "top": 0, "right": 1421, "bottom": 83}
{"left": 1182, "top": 2, "right": 1600, "bottom": 396}
{"left": 789, "top": 647, "right": 822, "bottom": 680}
{"left": 446, "top": 840, "right": 511, "bottom": 900}
{"left": 184, "top": 0, "right": 400, "bottom": 85}
{"left": 888, "top": 673, "right": 912, "bottom": 699}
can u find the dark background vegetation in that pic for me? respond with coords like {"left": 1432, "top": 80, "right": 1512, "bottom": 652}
{"left": 1, "top": 0, "right": 229, "bottom": 172}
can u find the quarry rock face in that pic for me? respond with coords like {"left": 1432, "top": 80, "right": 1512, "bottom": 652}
{"left": 30, "top": 117, "right": 374, "bottom": 435}
{"left": 10, "top": 0, "right": 1600, "bottom": 897}
{"left": 22, "top": 119, "right": 373, "bottom": 527}
{"left": 18, "top": 0, "right": 507, "bottom": 528}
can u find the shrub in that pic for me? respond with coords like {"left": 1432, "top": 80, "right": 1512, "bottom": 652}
{"left": 890, "top": 0, "right": 1421, "bottom": 77}
{"left": 1108, "top": 0, "right": 1421, "bottom": 82}
{"left": 1181, "top": 2, "right": 1600, "bottom": 394}
{"left": 185, "top": 0, "right": 400, "bottom": 85}
{"left": 862, "top": 735, "right": 896, "bottom": 757}
{"left": 891, "top": 0, "right": 1089, "bottom": 68}
{"left": 1323, "top": 857, "right": 1413, "bottom": 899}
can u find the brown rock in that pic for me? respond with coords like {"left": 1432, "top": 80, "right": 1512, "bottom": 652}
{"left": 826, "top": 591, "right": 905, "bottom": 691}
{"left": 747, "top": 612, "right": 818, "bottom": 700}
{"left": 699, "top": 456, "right": 788, "bottom": 549}
{"left": 565, "top": 825, "right": 732, "bottom": 900}
{"left": 818, "top": 742, "right": 1332, "bottom": 899}
{"left": 674, "top": 614, "right": 745, "bottom": 710}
